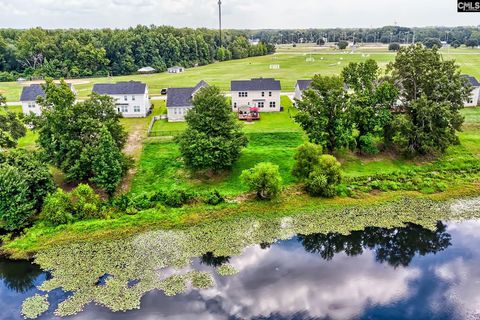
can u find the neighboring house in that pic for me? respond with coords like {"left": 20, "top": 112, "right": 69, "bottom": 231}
{"left": 92, "top": 81, "right": 150, "bottom": 118}
{"left": 20, "top": 83, "right": 77, "bottom": 116}
{"left": 166, "top": 80, "right": 209, "bottom": 122}
{"left": 168, "top": 66, "right": 185, "bottom": 74}
{"left": 462, "top": 75, "right": 480, "bottom": 107}
{"left": 231, "top": 78, "right": 282, "bottom": 112}
{"left": 294, "top": 80, "right": 313, "bottom": 101}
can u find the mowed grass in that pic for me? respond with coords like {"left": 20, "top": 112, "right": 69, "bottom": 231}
{"left": 1, "top": 46, "right": 478, "bottom": 102}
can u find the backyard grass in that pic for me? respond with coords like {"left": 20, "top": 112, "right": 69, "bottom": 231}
{"left": 132, "top": 107, "right": 480, "bottom": 196}
{"left": 1, "top": 46, "right": 478, "bottom": 102}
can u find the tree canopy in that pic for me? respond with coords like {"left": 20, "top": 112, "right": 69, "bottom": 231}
{"left": 32, "top": 79, "right": 129, "bottom": 194}
{"left": 0, "top": 94, "right": 26, "bottom": 149}
{"left": 177, "top": 86, "right": 248, "bottom": 172}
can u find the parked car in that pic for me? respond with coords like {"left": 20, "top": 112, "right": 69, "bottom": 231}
{"left": 161, "top": 88, "right": 168, "bottom": 95}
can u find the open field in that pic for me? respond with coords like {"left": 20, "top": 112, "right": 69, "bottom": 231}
{"left": 1, "top": 46, "right": 479, "bottom": 102}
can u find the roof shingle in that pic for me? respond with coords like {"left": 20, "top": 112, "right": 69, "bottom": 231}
{"left": 231, "top": 78, "right": 281, "bottom": 91}
{"left": 92, "top": 81, "right": 147, "bottom": 95}
{"left": 167, "top": 81, "right": 209, "bottom": 108}
{"left": 462, "top": 75, "right": 480, "bottom": 87}
{"left": 296, "top": 80, "right": 313, "bottom": 91}
{"left": 20, "top": 84, "right": 45, "bottom": 102}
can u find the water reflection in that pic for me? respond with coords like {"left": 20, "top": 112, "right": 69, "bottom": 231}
{"left": 298, "top": 221, "right": 452, "bottom": 267}
{"left": 3, "top": 219, "right": 480, "bottom": 319}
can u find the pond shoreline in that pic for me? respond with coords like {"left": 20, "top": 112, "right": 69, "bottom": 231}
{"left": 2, "top": 181, "right": 480, "bottom": 260}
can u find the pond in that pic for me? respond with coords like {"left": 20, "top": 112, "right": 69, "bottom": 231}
{"left": 2, "top": 216, "right": 480, "bottom": 319}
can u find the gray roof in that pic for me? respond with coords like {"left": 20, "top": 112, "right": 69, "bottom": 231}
{"left": 231, "top": 78, "right": 281, "bottom": 91}
{"left": 167, "top": 81, "right": 209, "bottom": 108}
{"left": 20, "top": 84, "right": 45, "bottom": 102}
{"left": 168, "top": 66, "right": 184, "bottom": 70}
{"left": 462, "top": 75, "right": 480, "bottom": 87}
{"left": 92, "top": 81, "right": 147, "bottom": 95}
{"left": 296, "top": 80, "right": 313, "bottom": 91}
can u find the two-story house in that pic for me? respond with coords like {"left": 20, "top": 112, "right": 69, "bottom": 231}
{"left": 166, "top": 81, "right": 209, "bottom": 122}
{"left": 231, "top": 78, "right": 281, "bottom": 112}
{"left": 92, "top": 81, "right": 150, "bottom": 118}
{"left": 462, "top": 75, "right": 480, "bottom": 107}
{"left": 294, "top": 80, "right": 313, "bottom": 102}
{"left": 20, "top": 83, "right": 77, "bottom": 116}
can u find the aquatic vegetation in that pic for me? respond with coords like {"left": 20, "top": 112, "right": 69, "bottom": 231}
{"left": 21, "top": 197, "right": 480, "bottom": 318}
{"left": 21, "top": 294, "right": 49, "bottom": 319}
{"left": 217, "top": 264, "right": 239, "bottom": 276}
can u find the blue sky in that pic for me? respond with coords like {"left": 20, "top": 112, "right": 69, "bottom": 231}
{"left": 0, "top": 0, "right": 478, "bottom": 29}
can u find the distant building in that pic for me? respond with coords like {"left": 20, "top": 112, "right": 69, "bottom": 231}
{"left": 462, "top": 75, "right": 480, "bottom": 107}
{"left": 20, "top": 83, "right": 76, "bottom": 116}
{"left": 231, "top": 78, "right": 282, "bottom": 113}
{"left": 166, "top": 81, "right": 209, "bottom": 122}
{"left": 167, "top": 66, "right": 185, "bottom": 74}
{"left": 137, "top": 66, "right": 156, "bottom": 73}
{"left": 294, "top": 80, "right": 313, "bottom": 101}
{"left": 93, "top": 81, "right": 150, "bottom": 118}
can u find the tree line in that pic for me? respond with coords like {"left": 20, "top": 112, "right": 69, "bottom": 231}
{"left": 0, "top": 26, "right": 275, "bottom": 81}
{"left": 245, "top": 26, "right": 480, "bottom": 47}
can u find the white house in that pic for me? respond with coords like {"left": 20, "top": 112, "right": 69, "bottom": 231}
{"left": 166, "top": 81, "right": 209, "bottom": 122}
{"left": 20, "top": 83, "right": 76, "bottom": 116}
{"left": 231, "top": 78, "right": 282, "bottom": 112}
{"left": 92, "top": 81, "right": 150, "bottom": 118}
{"left": 463, "top": 75, "right": 480, "bottom": 107}
{"left": 294, "top": 80, "right": 313, "bottom": 101}
{"left": 168, "top": 66, "right": 185, "bottom": 74}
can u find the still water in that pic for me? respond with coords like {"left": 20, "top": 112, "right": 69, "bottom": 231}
{"left": 1, "top": 220, "right": 480, "bottom": 320}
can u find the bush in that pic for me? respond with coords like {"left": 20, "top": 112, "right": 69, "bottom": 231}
{"left": 337, "top": 41, "right": 349, "bottom": 50}
{"left": 0, "top": 165, "right": 34, "bottom": 231}
{"left": 41, "top": 189, "right": 74, "bottom": 226}
{"left": 388, "top": 43, "right": 400, "bottom": 51}
{"left": 292, "top": 143, "right": 323, "bottom": 180}
{"left": 151, "top": 189, "right": 198, "bottom": 208}
{"left": 358, "top": 134, "right": 379, "bottom": 155}
{"left": 203, "top": 190, "right": 225, "bottom": 206}
{"left": 305, "top": 155, "right": 342, "bottom": 197}
{"left": 70, "top": 184, "right": 103, "bottom": 220}
{"left": 241, "top": 162, "right": 282, "bottom": 200}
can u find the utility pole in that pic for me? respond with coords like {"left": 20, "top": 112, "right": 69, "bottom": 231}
{"left": 218, "top": 0, "right": 222, "bottom": 47}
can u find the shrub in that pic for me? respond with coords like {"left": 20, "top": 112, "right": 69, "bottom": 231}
{"left": 151, "top": 189, "right": 198, "bottom": 208}
{"left": 358, "top": 134, "right": 379, "bottom": 155}
{"left": 241, "top": 162, "right": 282, "bottom": 200}
{"left": 70, "top": 184, "right": 103, "bottom": 220}
{"left": 337, "top": 41, "right": 349, "bottom": 50}
{"left": 305, "top": 155, "right": 342, "bottom": 197}
{"left": 0, "top": 164, "right": 34, "bottom": 231}
{"left": 292, "top": 142, "right": 323, "bottom": 180}
{"left": 203, "top": 190, "right": 225, "bottom": 206}
{"left": 388, "top": 43, "right": 400, "bottom": 51}
{"left": 41, "top": 189, "right": 74, "bottom": 226}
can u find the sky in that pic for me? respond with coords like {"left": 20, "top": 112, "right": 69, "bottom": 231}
{"left": 0, "top": 0, "right": 478, "bottom": 29}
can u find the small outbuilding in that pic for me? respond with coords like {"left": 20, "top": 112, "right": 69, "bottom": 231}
{"left": 462, "top": 75, "right": 480, "bottom": 107}
{"left": 168, "top": 66, "right": 185, "bottom": 74}
{"left": 137, "top": 66, "right": 156, "bottom": 74}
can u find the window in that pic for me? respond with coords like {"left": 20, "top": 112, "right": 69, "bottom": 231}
{"left": 120, "top": 105, "right": 128, "bottom": 113}
{"left": 28, "top": 102, "right": 35, "bottom": 109}
{"left": 270, "top": 101, "right": 276, "bottom": 108}
{"left": 258, "top": 102, "right": 264, "bottom": 108}
{"left": 233, "top": 102, "right": 237, "bottom": 108}
{"left": 174, "top": 108, "right": 177, "bottom": 115}
{"left": 261, "top": 92, "right": 265, "bottom": 97}
{"left": 269, "top": 92, "right": 272, "bottom": 97}
{"left": 134, "top": 106, "right": 141, "bottom": 113}
{"left": 124, "top": 96, "right": 128, "bottom": 101}
{"left": 132, "top": 96, "right": 136, "bottom": 101}
{"left": 239, "top": 92, "right": 248, "bottom": 98}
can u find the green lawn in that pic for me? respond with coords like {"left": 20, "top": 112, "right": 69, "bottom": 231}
{"left": 1, "top": 47, "right": 479, "bottom": 102}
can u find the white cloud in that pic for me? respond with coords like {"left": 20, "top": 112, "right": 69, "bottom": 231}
{"left": 0, "top": 0, "right": 477, "bottom": 29}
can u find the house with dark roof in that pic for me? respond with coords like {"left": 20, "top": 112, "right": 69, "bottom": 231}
{"left": 462, "top": 75, "right": 480, "bottom": 107}
{"left": 92, "top": 81, "right": 150, "bottom": 118}
{"left": 231, "top": 78, "right": 282, "bottom": 113}
{"left": 166, "top": 81, "right": 209, "bottom": 122}
{"left": 20, "top": 83, "right": 76, "bottom": 116}
{"left": 294, "top": 80, "right": 313, "bottom": 101}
